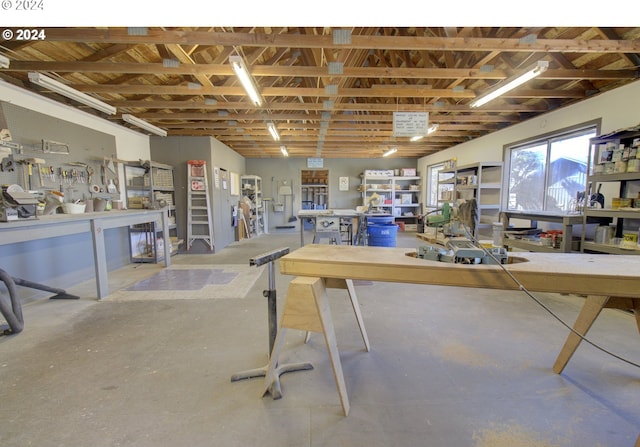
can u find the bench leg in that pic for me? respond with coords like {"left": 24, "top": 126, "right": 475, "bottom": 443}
{"left": 553, "top": 295, "right": 609, "bottom": 374}
{"left": 306, "top": 278, "right": 370, "bottom": 352}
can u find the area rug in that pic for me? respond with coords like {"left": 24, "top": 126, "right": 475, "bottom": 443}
{"left": 107, "top": 264, "right": 264, "bottom": 301}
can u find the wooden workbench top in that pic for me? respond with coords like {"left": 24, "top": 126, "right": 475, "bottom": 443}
{"left": 279, "top": 245, "right": 640, "bottom": 299}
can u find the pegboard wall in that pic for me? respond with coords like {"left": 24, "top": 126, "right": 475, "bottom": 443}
{"left": 0, "top": 102, "right": 118, "bottom": 201}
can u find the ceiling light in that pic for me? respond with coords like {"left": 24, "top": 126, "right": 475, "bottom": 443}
{"left": 122, "top": 114, "right": 167, "bottom": 137}
{"left": 0, "top": 55, "right": 10, "bottom": 69}
{"left": 229, "top": 55, "right": 263, "bottom": 106}
{"left": 383, "top": 148, "right": 398, "bottom": 157}
{"left": 280, "top": 145, "right": 289, "bottom": 157}
{"left": 267, "top": 122, "right": 280, "bottom": 141}
{"left": 28, "top": 72, "right": 117, "bottom": 115}
{"left": 410, "top": 124, "right": 439, "bottom": 142}
{"left": 470, "top": 61, "right": 549, "bottom": 108}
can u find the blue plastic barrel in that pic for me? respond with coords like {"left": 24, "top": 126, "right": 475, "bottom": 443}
{"left": 367, "top": 215, "right": 394, "bottom": 225}
{"left": 367, "top": 223, "right": 398, "bottom": 247}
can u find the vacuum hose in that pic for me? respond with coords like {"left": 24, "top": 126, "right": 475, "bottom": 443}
{"left": 0, "top": 269, "right": 25, "bottom": 334}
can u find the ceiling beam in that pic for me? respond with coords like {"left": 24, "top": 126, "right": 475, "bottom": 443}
{"left": 36, "top": 28, "right": 640, "bottom": 53}
{"left": 9, "top": 61, "right": 636, "bottom": 81}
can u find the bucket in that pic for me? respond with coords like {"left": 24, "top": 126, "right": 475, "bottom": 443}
{"left": 367, "top": 215, "right": 394, "bottom": 225}
{"left": 93, "top": 198, "right": 106, "bottom": 212}
{"left": 368, "top": 223, "right": 398, "bottom": 247}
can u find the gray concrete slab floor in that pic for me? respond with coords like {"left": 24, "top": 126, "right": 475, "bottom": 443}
{"left": 1, "top": 230, "right": 639, "bottom": 446}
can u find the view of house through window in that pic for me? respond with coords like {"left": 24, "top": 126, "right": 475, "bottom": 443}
{"left": 506, "top": 126, "right": 596, "bottom": 212}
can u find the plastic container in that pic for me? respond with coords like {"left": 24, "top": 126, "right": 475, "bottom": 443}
{"left": 368, "top": 223, "right": 398, "bottom": 247}
{"left": 62, "top": 202, "right": 86, "bottom": 214}
{"left": 367, "top": 215, "right": 394, "bottom": 225}
{"left": 93, "top": 198, "right": 107, "bottom": 212}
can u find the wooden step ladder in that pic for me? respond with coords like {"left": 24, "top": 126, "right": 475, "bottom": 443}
{"left": 186, "top": 160, "right": 214, "bottom": 251}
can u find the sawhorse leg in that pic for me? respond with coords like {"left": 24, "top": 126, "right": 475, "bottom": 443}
{"left": 305, "top": 278, "right": 370, "bottom": 352}
{"left": 265, "top": 276, "right": 350, "bottom": 416}
{"left": 553, "top": 295, "right": 640, "bottom": 374}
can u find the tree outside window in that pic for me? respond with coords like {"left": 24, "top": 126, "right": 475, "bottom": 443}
{"left": 507, "top": 128, "right": 595, "bottom": 212}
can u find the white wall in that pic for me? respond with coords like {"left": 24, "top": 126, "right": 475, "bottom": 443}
{"left": 418, "top": 80, "right": 640, "bottom": 173}
{"left": 0, "top": 79, "right": 151, "bottom": 161}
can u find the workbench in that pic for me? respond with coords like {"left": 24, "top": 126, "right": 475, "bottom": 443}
{"left": 0, "top": 209, "right": 170, "bottom": 299}
{"left": 265, "top": 244, "right": 640, "bottom": 415}
{"left": 297, "top": 209, "right": 361, "bottom": 246}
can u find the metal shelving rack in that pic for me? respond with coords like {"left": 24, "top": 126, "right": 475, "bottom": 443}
{"left": 241, "top": 175, "right": 264, "bottom": 236}
{"left": 124, "top": 161, "right": 181, "bottom": 262}
{"left": 437, "top": 162, "right": 503, "bottom": 238}
{"left": 582, "top": 128, "right": 640, "bottom": 254}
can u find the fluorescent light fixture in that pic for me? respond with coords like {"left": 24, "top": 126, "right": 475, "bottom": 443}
{"left": 470, "top": 60, "right": 549, "bottom": 108}
{"left": 267, "top": 122, "right": 280, "bottom": 141}
{"left": 28, "top": 72, "right": 117, "bottom": 115}
{"left": 410, "top": 124, "right": 439, "bottom": 142}
{"left": 280, "top": 145, "right": 289, "bottom": 157}
{"left": 229, "top": 55, "right": 263, "bottom": 106}
{"left": 383, "top": 147, "right": 398, "bottom": 157}
{"left": 0, "top": 55, "right": 10, "bottom": 69}
{"left": 122, "top": 114, "right": 167, "bottom": 137}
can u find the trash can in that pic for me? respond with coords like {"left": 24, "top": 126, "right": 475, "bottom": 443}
{"left": 368, "top": 223, "right": 398, "bottom": 247}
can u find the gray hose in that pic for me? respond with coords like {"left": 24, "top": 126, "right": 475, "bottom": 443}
{"left": 0, "top": 269, "right": 25, "bottom": 334}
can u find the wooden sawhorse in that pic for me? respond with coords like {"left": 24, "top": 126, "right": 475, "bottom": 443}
{"left": 263, "top": 277, "right": 369, "bottom": 416}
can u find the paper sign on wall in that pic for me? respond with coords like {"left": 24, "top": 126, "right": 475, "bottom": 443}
{"left": 393, "top": 112, "right": 429, "bottom": 137}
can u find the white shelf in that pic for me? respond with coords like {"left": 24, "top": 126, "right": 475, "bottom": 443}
{"left": 361, "top": 174, "right": 421, "bottom": 225}
{"left": 582, "top": 128, "right": 640, "bottom": 255}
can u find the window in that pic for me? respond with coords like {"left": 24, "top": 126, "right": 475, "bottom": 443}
{"left": 427, "top": 162, "right": 445, "bottom": 207}
{"left": 506, "top": 125, "right": 596, "bottom": 212}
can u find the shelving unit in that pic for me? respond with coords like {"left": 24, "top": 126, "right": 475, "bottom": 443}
{"left": 301, "top": 169, "right": 329, "bottom": 210}
{"left": 501, "top": 211, "right": 584, "bottom": 253}
{"left": 437, "top": 162, "right": 503, "bottom": 238}
{"left": 581, "top": 127, "right": 640, "bottom": 254}
{"left": 362, "top": 175, "right": 421, "bottom": 228}
{"left": 124, "top": 161, "right": 181, "bottom": 262}
{"left": 240, "top": 175, "right": 263, "bottom": 237}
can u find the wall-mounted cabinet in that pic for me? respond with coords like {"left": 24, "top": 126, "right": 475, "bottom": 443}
{"left": 361, "top": 175, "right": 421, "bottom": 227}
{"left": 240, "top": 175, "right": 263, "bottom": 237}
{"left": 582, "top": 127, "right": 640, "bottom": 254}
{"left": 124, "top": 161, "right": 181, "bottom": 262}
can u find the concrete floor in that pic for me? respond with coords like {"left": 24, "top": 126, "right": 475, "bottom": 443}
{"left": 1, "top": 230, "right": 639, "bottom": 447}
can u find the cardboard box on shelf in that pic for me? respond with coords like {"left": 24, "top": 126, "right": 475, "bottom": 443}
{"left": 401, "top": 168, "right": 416, "bottom": 176}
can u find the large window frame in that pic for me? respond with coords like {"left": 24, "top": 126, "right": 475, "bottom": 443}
{"left": 426, "top": 162, "right": 445, "bottom": 208}
{"left": 503, "top": 120, "right": 600, "bottom": 213}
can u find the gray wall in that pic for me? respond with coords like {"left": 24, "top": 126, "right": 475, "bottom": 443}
{"left": 246, "top": 157, "right": 418, "bottom": 232}
{"left": 150, "top": 136, "right": 246, "bottom": 253}
{"left": 0, "top": 102, "right": 130, "bottom": 301}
